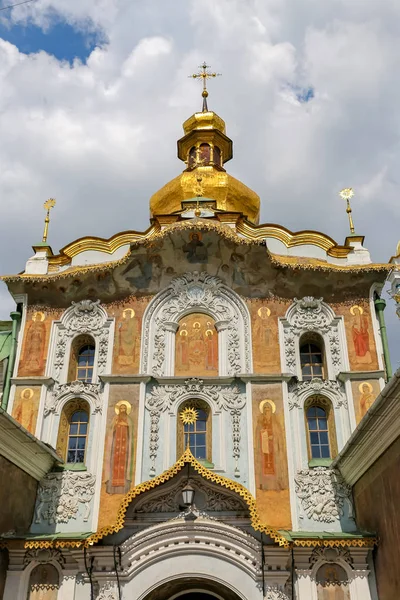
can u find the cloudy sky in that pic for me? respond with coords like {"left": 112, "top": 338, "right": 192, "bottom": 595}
{"left": 0, "top": 0, "right": 399, "bottom": 368}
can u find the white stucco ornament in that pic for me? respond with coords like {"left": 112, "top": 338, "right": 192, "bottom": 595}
{"left": 294, "top": 467, "right": 353, "bottom": 523}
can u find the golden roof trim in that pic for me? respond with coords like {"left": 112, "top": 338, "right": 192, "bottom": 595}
{"left": 86, "top": 447, "right": 289, "bottom": 547}
{"left": 47, "top": 224, "right": 160, "bottom": 267}
{"left": 22, "top": 449, "right": 376, "bottom": 550}
{"left": 236, "top": 220, "right": 350, "bottom": 257}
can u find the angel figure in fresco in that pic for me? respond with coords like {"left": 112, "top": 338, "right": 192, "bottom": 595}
{"left": 116, "top": 308, "right": 138, "bottom": 368}
{"left": 256, "top": 400, "right": 286, "bottom": 491}
{"left": 205, "top": 322, "right": 218, "bottom": 371}
{"left": 350, "top": 305, "right": 372, "bottom": 364}
{"left": 106, "top": 401, "right": 133, "bottom": 494}
{"left": 20, "top": 312, "right": 46, "bottom": 375}
{"left": 183, "top": 232, "right": 208, "bottom": 263}
{"left": 359, "top": 382, "right": 374, "bottom": 419}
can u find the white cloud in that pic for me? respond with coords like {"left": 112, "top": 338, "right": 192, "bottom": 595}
{"left": 0, "top": 0, "right": 399, "bottom": 361}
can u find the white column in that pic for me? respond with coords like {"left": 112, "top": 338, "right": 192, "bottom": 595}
{"left": 215, "top": 320, "right": 229, "bottom": 376}
{"left": 59, "top": 571, "right": 77, "bottom": 600}
{"left": 3, "top": 571, "right": 24, "bottom": 600}
{"left": 296, "top": 570, "right": 317, "bottom": 600}
{"left": 349, "top": 547, "right": 375, "bottom": 600}
{"left": 163, "top": 322, "right": 179, "bottom": 376}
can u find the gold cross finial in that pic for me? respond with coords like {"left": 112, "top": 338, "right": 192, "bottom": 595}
{"left": 190, "top": 62, "right": 221, "bottom": 111}
{"left": 339, "top": 188, "right": 355, "bottom": 234}
{"left": 42, "top": 198, "right": 56, "bottom": 243}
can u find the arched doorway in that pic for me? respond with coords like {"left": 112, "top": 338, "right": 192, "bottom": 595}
{"left": 142, "top": 577, "right": 243, "bottom": 600}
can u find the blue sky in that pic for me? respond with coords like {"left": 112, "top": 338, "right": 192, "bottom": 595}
{"left": 0, "top": 15, "right": 100, "bottom": 62}
{"left": 0, "top": 0, "right": 399, "bottom": 368}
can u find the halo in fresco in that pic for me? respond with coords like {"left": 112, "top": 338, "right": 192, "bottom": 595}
{"left": 114, "top": 400, "right": 132, "bottom": 415}
{"left": 259, "top": 399, "right": 276, "bottom": 414}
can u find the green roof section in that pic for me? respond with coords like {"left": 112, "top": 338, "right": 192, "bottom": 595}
{"left": 0, "top": 532, "right": 94, "bottom": 541}
{"left": 278, "top": 529, "right": 376, "bottom": 541}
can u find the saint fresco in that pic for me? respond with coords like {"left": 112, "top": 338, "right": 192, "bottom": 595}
{"left": 105, "top": 400, "right": 133, "bottom": 494}
{"left": 19, "top": 311, "right": 47, "bottom": 376}
{"left": 175, "top": 313, "right": 218, "bottom": 376}
{"left": 12, "top": 387, "right": 40, "bottom": 435}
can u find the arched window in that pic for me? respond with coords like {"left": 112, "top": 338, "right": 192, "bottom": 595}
{"left": 67, "top": 335, "right": 95, "bottom": 383}
{"left": 188, "top": 146, "right": 197, "bottom": 168}
{"left": 76, "top": 344, "right": 95, "bottom": 382}
{"left": 175, "top": 313, "right": 218, "bottom": 376}
{"left": 305, "top": 397, "right": 337, "bottom": 461}
{"left": 199, "top": 143, "right": 211, "bottom": 164}
{"left": 27, "top": 563, "right": 59, "bottom": 600}
{"left": 213, "top": 145, "right": 221, "bottom": 166}
{"left": 67, "top": 410, "right": 89, "bottom": 463}
{"left": 316, "top": 563, "right": 350, "bottom": 599}
{"left": 300, "top": 336, "right": 325, "bottom": 380}
{"left": 177, "top": 400, "right": 212, "bottom": 464}
{"left": 56, "top": 399, "right": 90, "bottom": 465}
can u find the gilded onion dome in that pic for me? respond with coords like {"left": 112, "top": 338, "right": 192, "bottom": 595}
{"left": 149, "top": 109, "right": 261, "bottom": 224}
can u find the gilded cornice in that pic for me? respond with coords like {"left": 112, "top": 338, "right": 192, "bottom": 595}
{"left": 1, "top": 218, "right": 392, "bottom": 283}
{"left": 236, "top": 220, "right": 350, "bottom": 257}
{"left": 47, "top": 224, "right": 160, "bottom": 267}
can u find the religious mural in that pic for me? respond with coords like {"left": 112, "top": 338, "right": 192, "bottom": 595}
{"left": 18, "top": 311, "right": 48, "bottom": 376}
{"left": 182, "top": 232, "right": 208, "bottom": 263}
{"left": 111, "top": 300, "right": 147, "bottom": 374}
{"left": 252, "top": 384, "right": 291, "bottom": 529}
{"left": 105, "top": 400, "right": 133, "bottom": 494}
{"left": 175, "top": 313, "right": 218, "bottom": 376}
{"left": 316, "top": 563, "right": 350, "bottom": 600}
{"left": 99, "top": 384, "right": 139, "bottom": 529}
{"left": 11, "top": 387, "right": 40, "bottom": 435}
{"left": 351, "top": 379, "right": 381, "bottom": 424}
{"left": 249, "top": 301, "right": 285, "bottom": 373}
{"left": 334, "top": 303, "right": 379, "bottom": 371}
{"left": 27, "top": 564, "right": 59, "bottom": 600}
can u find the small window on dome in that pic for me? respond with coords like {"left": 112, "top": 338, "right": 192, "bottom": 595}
{"left": 213, "top": 145, "right": 221, "bottom": 166}
{"left": 199, "top": 143, "right": 210, "bottom": 164}
{"left": 188, "top": 146, "right": 196, "bottom": 168}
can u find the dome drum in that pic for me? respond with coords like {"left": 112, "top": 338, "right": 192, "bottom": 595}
{"left": 178, "top": 129, "right": 233, "bottom": 166}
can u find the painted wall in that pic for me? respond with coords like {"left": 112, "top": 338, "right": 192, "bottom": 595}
{"left": 98, "top": 383, "right": 140, "bottom": 531}
{"left": 11, "top": 385, "right": 41, "bottom": 435}
{"left": 251, "top": 382, "right": 291, "bottom": 529}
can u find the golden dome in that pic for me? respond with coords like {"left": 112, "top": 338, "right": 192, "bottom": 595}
{"left": 150, "top": 166, "right": 260, "bottom": 224}
{"left": 149, "top": 109, "right": 260, "bottom": 224}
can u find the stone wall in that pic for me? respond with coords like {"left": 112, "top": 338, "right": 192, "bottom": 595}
{"left": 353, "top": 436, "right": 400, "bottom": 600}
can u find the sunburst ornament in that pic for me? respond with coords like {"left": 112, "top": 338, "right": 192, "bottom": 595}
{"left": 339, "top": 187, "right": 355, "bottom": 234}
{"left": 339, "top": 188, "right": 354, "bottom": 201}
{"left": 180, "top": 407, "right": 199, "bottom": 425}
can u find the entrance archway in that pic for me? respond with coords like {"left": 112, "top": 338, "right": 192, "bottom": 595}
{"left": 142, "top": 577, "right": 244, "bottom": 600}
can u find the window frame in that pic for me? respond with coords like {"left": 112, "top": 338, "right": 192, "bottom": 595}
{"left": 304, "top": 396, "right": 338, "bottom": 462}
{"left": 56, "top": 399, "right": 90, "bottom": 466}
{"left": 76, "top": 344, "right": 95, "bottom": 383}
{"left": 299, "top": 334, "right": 326, "bottom": 381}
{"left": 177, "top": 399, "right": 212, "bottom": 464}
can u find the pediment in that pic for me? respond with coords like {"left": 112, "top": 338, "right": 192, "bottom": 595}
{"left": 126, "top": 466, "right": 249, "bottom": 519}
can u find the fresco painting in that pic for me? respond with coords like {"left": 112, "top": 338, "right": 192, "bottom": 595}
{"left": 12, "top": 387, "right": 41, "bottom": 435}
{"left": 18, "top": 311, "right": 48, "bottom": 376}
{"left": 99, "top": 385, "right": 139, "bottom": 529}
{"left": 334, "top": 303, "right": 379, "bottom": 371}
{"left": 250, "top": 302, "right": 284, "bottom": 373}
{"left": 252, "top": 384, "right": 291, "bottom": 529}
{"left": 351, "top": 379, "right": 381, "bottom": 424}
{"left": 175, "top": 313, "right": 218, "bottom": 376}
{"left": 112, "top": 301, "right": 147, "bottom": 374}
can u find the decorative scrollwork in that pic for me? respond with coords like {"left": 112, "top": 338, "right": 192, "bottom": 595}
{"left": 295, "top": 467, "right": 353, "bottom": 523}
{"left": 288, "top": 378, "right": 347, "bottom": 410}
{"left": 45, "top": 380, "right": 103, "bottom": 415}
{"left": 282, "top": 297, "right": 343, "bottom": 376}
{"left": 142, "top": 271, "right": 251, "bottom": 376}
{"left": 34, "top": 470, "right": 96, "bottom": 525}
{"left": 145, "top": 378, "right": 245, "bottom": 477}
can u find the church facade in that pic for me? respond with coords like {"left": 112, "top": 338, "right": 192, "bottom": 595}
{"left": 0, "top": 91, "right": 395, "bottom": 600}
